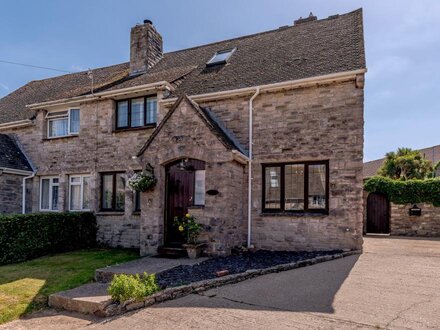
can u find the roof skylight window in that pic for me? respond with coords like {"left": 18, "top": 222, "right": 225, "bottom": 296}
{"left": 206, "top": 48, "right": 236, "bottom": 66}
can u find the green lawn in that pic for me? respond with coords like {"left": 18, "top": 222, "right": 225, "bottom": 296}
{"left": 0, "top": 249, "right": 138, "bottom": 324}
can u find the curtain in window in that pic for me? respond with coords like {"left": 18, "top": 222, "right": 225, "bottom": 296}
{"left": 285, "top": 164, "right": 304, "bottom": 210}
{"left": 102, "top": 175, "right": 113, "bottom": 209}
{"left": 117, "top": 101, "right": 129, "bottom": 128}
{"left": 308, "top": 164, "right": 326, "bottom": 209}
{"left": 82, "top": 177, "right": 90, "bottom": 210}
{"left": 115, "top": 174, "right": 125, "bottom": 210}
{"left": 146, "top": 97, "right": 157, "bottom": 124}
{"left": 70, "top": 184, "right": 81, "bottom": 210}
{"left": 49, "top": 118, "right": 68, "bottom": 137}
{"left": 131, "top": 98, "right": 144, "bottom": 127}
{"left": 69, "top": 109, "right": 80, "bottom": 133}
{"left": 41, "top": 179, "right": 50, "bottom": 209}
{"left": 265, "top": 167, "right": 281, "bottom": 209}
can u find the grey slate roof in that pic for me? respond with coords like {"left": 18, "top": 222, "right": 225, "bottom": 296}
{"left": 0, "top": 134, "right": 32, "bottom": 172}
{"left": 0, "top": 9, "right": 365, "bottom": 125}
{"left": 138, "top": 95, "right": 248, "bottom": 157}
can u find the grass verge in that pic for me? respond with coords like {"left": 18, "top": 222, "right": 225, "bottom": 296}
{"left": 0, "top": 249, "right": 138, "bottom": 324}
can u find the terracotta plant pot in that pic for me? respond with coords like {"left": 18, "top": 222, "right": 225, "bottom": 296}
{"left": 183, "top": 244, "right": 203, "bottom": 259}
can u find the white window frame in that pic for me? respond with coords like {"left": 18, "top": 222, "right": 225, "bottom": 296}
{"left": 69, "top": 175, "right": 91, "bottom": 211}
{"left": 206, "top": 48, "right": 236, "bottom": 66}
{"left": 40, "top": 176, "right": 60, "bottom": 211}
{"left": 46, "top": 108, "right": 80, "bottom": 138}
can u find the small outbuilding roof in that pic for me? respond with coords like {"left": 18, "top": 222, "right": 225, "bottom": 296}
{"left": 0, "top": 134, "right": 33, "bottom": 173}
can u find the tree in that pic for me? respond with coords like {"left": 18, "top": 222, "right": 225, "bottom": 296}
{"left": 377, "top": 147, "right": 433, "bottom": 180}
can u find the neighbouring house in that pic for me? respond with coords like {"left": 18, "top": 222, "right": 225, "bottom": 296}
{"left": 363, "top": 144, "right": 440, "bottom": 179}
{"left": 0, "top": 9, "right": 366, "bottom": 256}
{"left": 364, "top": 145, "right": 440, "bottom": 237}
{"left": 0, "top": 134, "right": 33, "bottom": 214}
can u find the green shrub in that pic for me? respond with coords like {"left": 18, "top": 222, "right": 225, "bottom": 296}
{"left": 108, "top": 272, "right": 160, "bottom": 303}
{"left": 0, "top": 212, "right": 97, "bottom": 265}
{"left": 364, "top": 176, "right": 440, "bottom": 206}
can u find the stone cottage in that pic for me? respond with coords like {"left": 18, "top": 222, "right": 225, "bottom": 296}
{"left": 0, "top": 9, "right": 366, "bottom": 255}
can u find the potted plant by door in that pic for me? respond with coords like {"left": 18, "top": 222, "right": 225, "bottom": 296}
{"left": 174, "top": 214, "right": 204, "bottom": 259}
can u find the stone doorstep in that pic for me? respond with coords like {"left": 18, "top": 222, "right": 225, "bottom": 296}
{"left": 48, "top": 283, "right": 111, "bottom": 316}
{"left": 49, "top": 250, "right": 361, "bottom": 317}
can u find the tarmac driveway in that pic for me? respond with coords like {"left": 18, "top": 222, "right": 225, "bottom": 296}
{"left": 3, "top": 236, "right": 440, "bottom": 329}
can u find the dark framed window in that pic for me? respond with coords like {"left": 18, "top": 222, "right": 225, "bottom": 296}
{"left": 101, "top": 172, "right": 125, "bottom": 211}
{"left": 262, "top": 161, "right": 329, "bottom": 214}
{"left": 134, "top": 190, "right": 141, "bottom": 212}
{"left": 116, "top": 95, "right": 157, "bottom": 130}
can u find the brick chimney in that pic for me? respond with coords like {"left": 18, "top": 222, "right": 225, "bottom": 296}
{"left": 129, "top": 19, "right": 163, "bottom": 76}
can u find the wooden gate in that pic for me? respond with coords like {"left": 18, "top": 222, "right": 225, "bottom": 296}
{"left": 366, "top": 193, "right": 390, "bottom": 234}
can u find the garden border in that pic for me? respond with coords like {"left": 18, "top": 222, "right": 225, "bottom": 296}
{"left": 99, "top": 250, "right": 361, "bottom": 317}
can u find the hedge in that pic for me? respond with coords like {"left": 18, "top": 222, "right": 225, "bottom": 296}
{"left": 0, "top": 212, "right": 97, "bottom": 265}
{"left": 364, "top": 176, "right": 440, "bottom": 207}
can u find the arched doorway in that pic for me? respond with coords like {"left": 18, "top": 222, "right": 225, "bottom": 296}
{"left": 367, "top": 193, "right": 390, "bottom": 234}
{"left": 164, "top": 158, "right": 205, "bottom": 246}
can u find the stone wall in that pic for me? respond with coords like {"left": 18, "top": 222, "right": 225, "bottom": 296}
{"left": 390, "top": 203, "right": 440, "bottom": 236}
{"left": 0, "top": 173, "right": 23, "bottom": 214}
{"left": 2, "top": 94, "right": 167, "bottom": 248}
{"left": 139, "top": 97, "right": 247, "bottom": 256}
{"left": 198, "top": 80, "right": 365, "bottom": 252}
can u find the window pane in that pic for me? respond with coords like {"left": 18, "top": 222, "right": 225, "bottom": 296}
{"left": 308, "top": 164, "right": 327, "bottom": 209}
{"left": 265, "top": 167, "right": 281, "bottom": 209}
{"left": 70, "top": 185, "right": 81, "bottom": 210}
{"left": 70, "top": 176, "right": 81, "bottom": 184}
{"left": 51, "top": 185, "right": 59, "bottom": 210}
{"left": 146, "top": 97, "right": 157, "bottom": 124}
{"left": 130, "top": 98, "right": 144, "bottom": 127}
{"left": 115, "top": 173, "right": 125, "bottom": 211}
{"left": 285, "top": 164, "right": 304, "bottom": 211}
{"left": 102, "top": 175, "right": 113, "bottom": 209}
{"left": 49, "top": 118, "right": 68, "bottom": 137}
{"left": 117, "top": 101, "right": 128, "bottom": 128}
{"left": 69, "top": 109, "right": 80, "bottom": 133}
{"left": 194, "top": 170, "right": 206, "bottom": 206}
{"left": 41, "top": 179, "right": 50, "bottom": 209}
{"left": 82, "top": 177, "right": 90, "bottom": 210}
{"left": 135, "top": 191, "right": 141, "bottom": 211}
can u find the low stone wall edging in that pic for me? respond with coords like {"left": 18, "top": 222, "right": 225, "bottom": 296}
{"left": 99, "top": 250, "right": 361, "bottom": 317}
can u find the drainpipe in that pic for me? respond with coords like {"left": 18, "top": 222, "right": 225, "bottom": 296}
{"left": 22, "top": 172, "right": 35, "bottom": 214}
{"left": 247, "top": 87, "right": 260, "bottom": 248}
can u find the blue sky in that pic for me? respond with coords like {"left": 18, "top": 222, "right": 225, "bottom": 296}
{"left": 1, "top": 0, "right": 439, "bottom": 161}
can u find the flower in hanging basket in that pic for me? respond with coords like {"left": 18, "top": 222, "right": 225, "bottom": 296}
{"left": 128, "top": 172, "right": 157, "bottom": 192}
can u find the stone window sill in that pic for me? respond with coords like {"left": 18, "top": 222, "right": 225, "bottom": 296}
{"left": 43, "top": 134, "right": 78, "bottom": 141}
{"left": 259, "top": 212, "right": 329, "bottom": 217}
{"left": 114, "top": 125, "right": 156, "bottom": 133}
{"left": 96, "top": 211, "right": 125, "bottom": 216}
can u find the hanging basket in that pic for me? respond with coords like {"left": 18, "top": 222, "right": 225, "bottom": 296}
{"left": 127, "top": 172, "right": 157, "bottom": 192}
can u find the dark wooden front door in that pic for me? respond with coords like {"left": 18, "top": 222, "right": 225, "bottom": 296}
{"left": 367, "top": 193, "right": 390, "bottom": 234}
{"left": 165, "top": 159, "right": 205, "bottom": 246}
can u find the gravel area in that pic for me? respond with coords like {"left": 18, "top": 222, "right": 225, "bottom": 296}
{"left": 156, "top": 250, "right": 342, "bottom": 288}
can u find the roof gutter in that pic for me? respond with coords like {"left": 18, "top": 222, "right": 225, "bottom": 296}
{"left": 161, "top": 68, "right": 367, "bottom": 105}
{"left": 0, "top": 167, "right": 33, "bottom": 176}
{"left": 0, "top": 119, "right": 33, "bottom": 131}
{"left": 26, "top": 81, "right": 173, "bottom": 109}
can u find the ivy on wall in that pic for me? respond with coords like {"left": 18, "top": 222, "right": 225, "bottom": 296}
{"left": 364, "top": 176, "right": 440, "bottom": 207}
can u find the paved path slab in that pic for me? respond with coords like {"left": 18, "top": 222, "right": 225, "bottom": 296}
{"left": 3, "top": 237, "right": 440, "bottom": 329}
